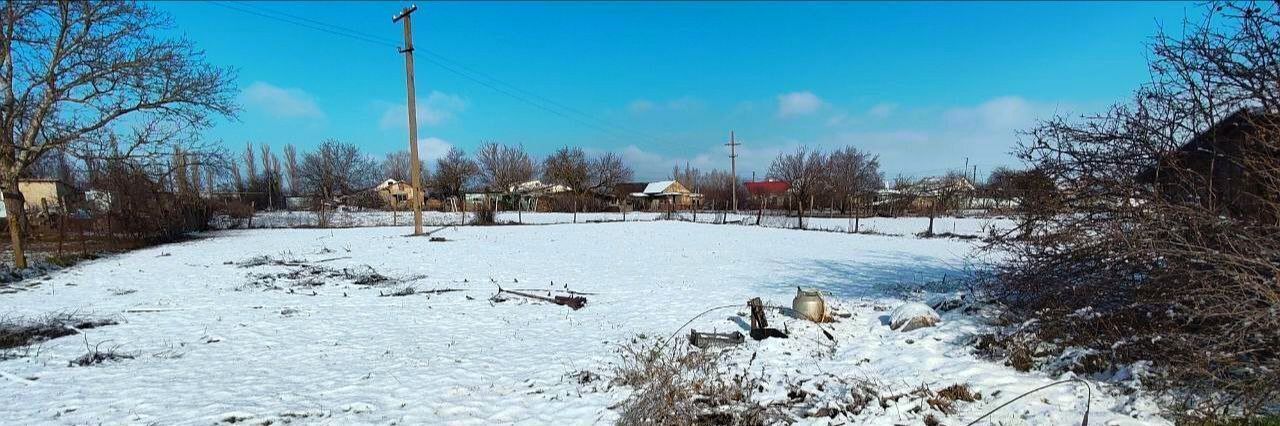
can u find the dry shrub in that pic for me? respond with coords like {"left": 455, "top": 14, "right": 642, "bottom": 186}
{"left": 612, "top": 340, "right": 768, "bottom": 425}
{"left": 0, "top": 313, "right": 116, "bottom": 351}
{"left": 472, "top": 199, "right": 496, "bottom": 225}
{"left": 983, "top": 3, "right": 1280, "bottom": 421}
{"left": 69, "top": 341, "right": 134, "bottom": 367}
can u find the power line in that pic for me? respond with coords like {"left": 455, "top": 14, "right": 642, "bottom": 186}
{"left": 210, "top": 1, "right": 666, "bottom": 145}
{"left": 220, "top": 1, "right": 661, "bottom": 143}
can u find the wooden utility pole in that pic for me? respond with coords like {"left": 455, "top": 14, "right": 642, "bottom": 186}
{"left": 725, "top": 131, "right": 740, "bottom": 213}
{"left": 394, "top": 5, "right": 424, "bottom": 236}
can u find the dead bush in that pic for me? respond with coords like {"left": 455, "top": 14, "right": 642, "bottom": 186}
{"left": 69, "top": 341, "right": 134, "bottom": 366}
{"left": 472, "top": 199, "right": 496, "bottom": 225}
{"left": 983, "top": 3, "right": 1280, "bottom": 420}
{"left": 0, "top": 313, "right": 117, "bottom": 352}
{"left": 612, "top": 340, "right": 770, "bottom": 425}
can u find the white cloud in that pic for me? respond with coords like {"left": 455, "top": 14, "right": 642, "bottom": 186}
{"left": 239, "top": 81, "right": 324, "bottom": 119}
{"left": 665, "top": 96, "right": 703, "bottom": 112}
{"left": 868, "top": 103, "right": 897, "bottom": 119}
{"left": 776, "top": 91, "right": 824, "bottom": 118}
{"left": 379, "top": 91, "right": 468, "bottom": 129}
{"left": 826, "top": 112, "right": 849, "bottom": 127}
{"left": 627, "top": 96, "right": 703, "bottom": 114}
{"left": 615, "top": 143, "right": 789, "bottom": 182}
{"left": 628, "top": 99, "right": 656, "bottom": 114}
{"left": 942, "top": 96, "right": 1035, "bottom": 131}
{"left": 418, "top": 137, "right": 453, "bottom": 164}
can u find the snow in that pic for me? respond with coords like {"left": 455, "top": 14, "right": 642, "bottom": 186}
{"left": 889, "top": 302, "right": 941, "bottom": 331}
{"left": 233, "top": 210, "right": 1016, "bottom": 239}
{"left": 641, "top": 181, "right": 675, "bottom": 194}
{"left": 0, "top": 221, "right": 1164, "bottom": 424}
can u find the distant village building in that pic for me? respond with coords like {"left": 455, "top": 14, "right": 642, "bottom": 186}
{"left": 1138, "top": 108, "right": 1274, "bottom": 217}
{"left": 285, "top": 196, "right": 312, "bottom": 211}
{"left": 0, "top": 179, "right": 79, "bottom": 218}
{"left": 627, "top": 180, "right": 701, "bottom": 210}
{"left": 376, "top": 179, "right": 423, "bottom": 210}
{"left": 744, "top": 179, "right": 791, "bottom": 198}
{"left": 509, "top": 180, "right": 571, "bottom": 211}
{"left": 874, "top": 176, "right": 976, "bottom": 215}
{"left": 744, "top": 179, "right": 791, "bottom": 210}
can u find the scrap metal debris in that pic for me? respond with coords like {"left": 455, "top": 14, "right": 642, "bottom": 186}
{"left": 688, "top": 329, "right": 745, "bottom": 349}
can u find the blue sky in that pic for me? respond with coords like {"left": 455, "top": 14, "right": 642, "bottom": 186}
{"left": 155, "top": 1, "right": 1198, "bottom": 181}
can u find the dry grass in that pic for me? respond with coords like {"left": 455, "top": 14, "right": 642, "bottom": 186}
{"left": 612, "top": 340, "right": 771, "bottom": 425}
{"left": 0, "top": 313, "right": 116, "bottom": 352}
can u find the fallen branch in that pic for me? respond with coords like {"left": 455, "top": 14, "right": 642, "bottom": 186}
{"left": 503, "top": 288, "right": 599, "bottom": 296}
{"left": 497, "top": 287, "right": 587, "bottom": 310}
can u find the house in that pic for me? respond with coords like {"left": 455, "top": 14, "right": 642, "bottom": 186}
{"left": 510, "top": 180, "right": 570, "bottom": 196}
{"left": 285, "top": 196, "right": 312, "bottom": 211}
{"left": 0, "top": 179, "right": 79, "bottom": 218}
{"left": 375, "top": 179, "right": 423, "bottom": 210}
{"left": 510, "top": 180, "right": 571, "bottom": 211}
{"left": 628, "top": 180, "right": 701, "bottom": 210}
{"left": 744, "top": 180, "right": 791, "bottom": 199}
{"left": 1138, "top": 108, "right": 1274, "bottom": 218}
{"left": 871, "top": 176, "right": 975, "bottom": 215}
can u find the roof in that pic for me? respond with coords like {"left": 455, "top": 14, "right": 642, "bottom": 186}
{"left": 376, "top": 179, "right": 403, "bottom": 190}
{"left": 613, "top": 182, "right": 648, "bottom": 195}
{"left": 643, "top": 181, "right": 676, "bottom": 194}
{"left": 744, "top": 180, "right": 790, "bottom": 196}
{"left": 1136, "top": 108, "right": 1269, "bottom": 183}
{"left": 18, "top": 178, "right": 71, "bottom": 185}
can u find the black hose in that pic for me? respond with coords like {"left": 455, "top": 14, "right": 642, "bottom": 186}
{"left": 965, "top": 378, "right": 1092, "bottom": 426}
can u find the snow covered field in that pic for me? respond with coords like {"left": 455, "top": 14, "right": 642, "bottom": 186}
{"left": 0, "top": 221, "right": 1162, "bottom": 424}
{"left": 238, "top": 210, "right": 1015, "bottom": 238}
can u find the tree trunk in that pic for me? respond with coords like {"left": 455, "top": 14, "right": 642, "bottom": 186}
{"left": 927, "top": 201, "right": 936, "bottom": 236}
{"left": 3, "top": 178, "right": 27, "bottom": 268}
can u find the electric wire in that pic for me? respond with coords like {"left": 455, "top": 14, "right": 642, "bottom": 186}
{"left": 210, "top": 1, "right": 666, "bottom": 145}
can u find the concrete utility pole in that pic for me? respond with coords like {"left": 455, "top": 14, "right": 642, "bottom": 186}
{"left": 725, "top": 131, "right": 740, "bottom": 212}
{"left": 394, "top": 5, "right": 424, "bottom": 236}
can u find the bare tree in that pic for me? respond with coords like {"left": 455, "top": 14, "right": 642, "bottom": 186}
{"left": 0, "top": 1, "right": 235, "bottom": 267}
{"left": 381, "top": 149, "right": 427, "bottom": 182}
{"left": 270, "top": 153, "right": 283, "bottom": 205}
{"left": 298, "top": 139, "right": 378, "bottom": 226}
{"left": 475, "top": 142, "right": 537, "bottom": 193}
{"left": 767, "top": 146, "right": 828, "bottom": 229}
{"left": 230, "top": 162, "right": 244, "bottom": 193}
{"left": 826, "top": 146, "right": 883, "bottom": 214}
{"left": 431, "top": 147, "right": 478, "bottom": 211}
{"left": 698, "top": 169, "right": 746, "bottom": 210}
{"left": 172, "top": 148, "right": 190, "bottom": 195}
{"left": 382, "top": 151, "right": 410, "bottom": 182}
{"left": 283, "top": 144, "right": 300, "bottom": 196}
{"left": 987, "top": 3, "right": 1280, "bottom": 419}
{"left": 259, "top": 143, "right": 275, "bottom": 209}
{"left": 205, "top": 164, "right": 219, "bottom": 194}
{"left": 243, "top": 142, "right": 257, "bottom": 184}
{"left": 543, "top": 146, "right": 591, "bottom": 222}
{"left": 589, "top": 152, "right": 632, "bottom": 195}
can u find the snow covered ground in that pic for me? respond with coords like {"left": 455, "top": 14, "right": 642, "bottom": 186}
{"left": 0, "top": 221, "right": 1162, "bottom": 424}
{"left": 237, "top": 210, "right": 1015, "bottom": 238}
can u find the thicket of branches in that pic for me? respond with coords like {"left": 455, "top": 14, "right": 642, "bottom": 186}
{"left": 542, "top": 147, "right": 632, "bottom": 221}
{"left": 297, "top": 139, "right": 378, "bottom": 226}
{"left": 764, "top": 146, "right": 884, "bottom": 228}
{"left": 986, "top": 3, "right": 1280, "bottom": 420}
{"left": 0, "top": 0, "right": 236, "bottom": 267}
